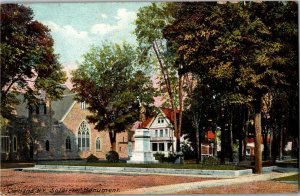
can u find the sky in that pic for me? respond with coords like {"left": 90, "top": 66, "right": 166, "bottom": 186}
{"left": 25, "top": 2, "right": 150, "bottom": 70}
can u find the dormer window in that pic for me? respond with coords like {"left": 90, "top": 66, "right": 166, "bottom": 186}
{"left": 158, "top": 117, "right": 164, "bottom": 124}
{"left": 80, "top": 101, "right": 86, "bottom": 110}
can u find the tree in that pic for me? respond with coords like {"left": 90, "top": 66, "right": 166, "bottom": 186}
{"left": 71, "top": 42, "right": 155, "bottom": 150}
{"left": 163, "top": 1, "right": 297, "bottom": 173}
{"left": 1, "top": 4, "right": 66, "bottom": 119}
{"left": 135, "top": 3, "right": 185, "bottom": 152}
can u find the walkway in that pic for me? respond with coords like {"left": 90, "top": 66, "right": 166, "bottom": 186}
{"left": 118, "top": 172, "right": 298, "bottom": 194}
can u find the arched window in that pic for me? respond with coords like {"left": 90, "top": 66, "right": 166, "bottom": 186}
{"left": 45, "top": 140, "right": 49, "bottom": 151}
{"left": 77, "top": 121, "right": 90, "bottom": 151}
{"left": 66, "top": 136, "right": 71, "bottom": 150}
{"left": 96, "top": 137, "right": 101, "bottom": 151}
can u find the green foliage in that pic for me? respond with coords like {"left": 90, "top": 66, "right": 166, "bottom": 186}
{"left": 202, "top": 156, "right": 219, "bottom": 165}
{"left": 273, "top": 174, "right": 298, "bottom": 182}
{"left": 153, "top": 152, "right": 165, "bottom": 163}
{"left": 181, "top": 141, "right": 196, "bottom": 160}
{"left": 72, "top": 42, "right": 155, "bottom": 138}
{"left": 86, "top": 154, "right": 99, "bottom": 163}
{"left": 105, "top": 151, "right": 119, "bottom": 163}
{"left": 43, "top": 161, "right": 242, "bottom": 170}
{"left": 163, "top": 152, "right": 177, "bottom": 163}
{"left": 1, "top": 4, "right": 66, "bottom": 118}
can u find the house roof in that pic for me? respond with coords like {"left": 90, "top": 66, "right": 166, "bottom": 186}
{"left": 207, "top": 130, "right": 215, "bottom": 140}
{"left": 140, "top": 117, "right": 153, "bottom": 128}
{"left": 161, "top": 107, "right": 180, "bottom": 124}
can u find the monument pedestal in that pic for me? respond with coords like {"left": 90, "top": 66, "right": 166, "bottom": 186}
{"left": 127, "top": 128, "right": 158, "bottom": 164}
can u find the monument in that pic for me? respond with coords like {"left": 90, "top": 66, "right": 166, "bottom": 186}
{"left": 127, "top": 99, "right": 158, "bottom": 164}
{"left": 127, "top": 128, "right": 158, "bottom": 164}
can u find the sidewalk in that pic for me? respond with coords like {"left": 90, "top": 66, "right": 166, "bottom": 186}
{"left": 118, "top": 172, "right": 298, "bottom": 194}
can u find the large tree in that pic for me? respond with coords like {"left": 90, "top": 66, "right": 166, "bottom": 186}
{"left": 164, "top": 1, "right": 298, "bottom": 173}
{"left": 135, "top": 3, "right": 185, "bottom": 152}
{"left": 1, "top": 4, "right": 66, "bottom": 119}
{"left": 72, "top": 42, "right": 155, "bottom": 150}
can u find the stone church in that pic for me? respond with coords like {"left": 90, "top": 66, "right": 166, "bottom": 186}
{"left": 1, "top": 85, "right": 128, "bottom": 161}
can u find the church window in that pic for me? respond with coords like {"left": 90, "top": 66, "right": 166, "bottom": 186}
{"left": 80, "top": 101, "right": 86, "bottom": 110}
{"left": 96, "top": 137, "right": 101, "bottom": 151}
{"left": 78, "top": 121, "right": 90, "bottom": 151}
{"left": 66, "top": 136, "right": 71, "bottom": 150}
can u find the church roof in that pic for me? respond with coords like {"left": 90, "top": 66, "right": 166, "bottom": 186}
{"left": 14, "top": 86, "right": 76, "bottom": 122}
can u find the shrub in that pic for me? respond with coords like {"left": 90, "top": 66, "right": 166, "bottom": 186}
{"left": 202, "top": 156, "right": 219, "bottom": 165}
{"left": 106, "top": 151, "right": 119, "bottom": 163}
{"left": 181, "top": 141, "right": 196, "bottom": 160}
{"left": 86, "top": 154, "right": 99, "bottom": 163}
{"left": 163, "top": 152, "right": 177, "bottom": 163}
{"left": 154, "top": 152, "right": 165, "bottom": 163}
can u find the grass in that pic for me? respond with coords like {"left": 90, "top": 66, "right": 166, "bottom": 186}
{"left": 276, "top": 161, "right": 298, "bottom": 168}
{"left": 1, "top": 162, "right": 35, "bottom": 169}
{"left": 40, "top": 161, "right": 244, "bottom": 170}
{"left": 273, "top": 174, "right": 299, "bottom": 182}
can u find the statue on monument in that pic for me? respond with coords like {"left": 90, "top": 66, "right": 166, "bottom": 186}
{"left": 140, "top": 104, "right": 146, "bottom": 122}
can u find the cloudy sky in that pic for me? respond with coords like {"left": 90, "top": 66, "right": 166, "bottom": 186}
{"left": 25, "top": 2, "right": 150, "bottom": 70}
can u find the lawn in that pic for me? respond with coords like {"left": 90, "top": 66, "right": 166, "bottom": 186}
{"left": 40, "top": 161, "right": 243, "bottom": 170}
{"left": 273, "top": 174, "right": 299, "bottom": 182}
{"left": 1, "top": 162, "right": 35, "bottom": 169}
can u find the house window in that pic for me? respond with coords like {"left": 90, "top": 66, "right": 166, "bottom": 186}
{"left": 158, "top": 117, "right": 164, "bottom": 123}
{"left": 155, "top": 130, "right": 158, "bottom": 137}
{"left": 159, "top": 143, "right": 165, "bottom": 151}
{"left": 66, "top": 136, "right": 71, "bottom": 150}
{"left": 160, "top": 130, "right": 163, "bottom": 137}
{"left": 96, "top": 137, "right": 101, "bottom": 151}
{"left": 45, "top": 140, "right": 49, "bottom": 151}
{"left": 78, "top": 121, "right": 90, "bottom": 151}
{"left": 165, "top": 129, "right": 168, "bottom": 137}
{"left": 1, "top": 136, "right": 9, "bottom": 153}
{"left": 13, "top": 136, "right": 17, "bottom": 152}
{"left": 167, "top": 143, "right": 172, "bottom": 151}
{"left": 152, "top": 143, "right": 158, "bottom": 151}
{"left": 80, "top": 101, "right": 86, "bottom": 110}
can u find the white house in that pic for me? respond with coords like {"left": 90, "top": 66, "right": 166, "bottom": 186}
{"left": 130, "top": 108, "right": 178, "bottom": 157}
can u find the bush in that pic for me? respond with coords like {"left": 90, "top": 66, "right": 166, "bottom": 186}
{"left": 202, "top": 156, "right": 219, "bottom": 165}
{"left": 181, "top": 141, "right": 196, "bottom": 160}
{"left": 106, "top": 151, "right": 119, "bottom": 163}
{"left": 86, "top": 154, "right": 99, "bottom": 163}
{"left": 163, "top": 152, "right": 177, "bottom": 163}
{"left": 154, "top": 152, "right": 165, "bottom": 163}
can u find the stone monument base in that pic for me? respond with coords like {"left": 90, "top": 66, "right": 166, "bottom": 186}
{"left": 127, "top": 151, "right": 158, "bottom": 164}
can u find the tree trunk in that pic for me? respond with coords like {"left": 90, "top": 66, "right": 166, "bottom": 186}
{"left": 177, "top": 73, "right": 183, "bottom": 152}
{"left": 262, "top": 127, "right": 268, "bottom": 161}
{"left": 152, "top": 41, "right": 179, "bottom": 152}
{"left": 220, "top": 108, "right": 226, "bottom": 164}
{"left": 254, "top": 97, "right": 263, "bottom": 174}
{"left": 109, "top": 130, "right": 117, "bottom": 151}
{"left": 269, "top": 128, "right": 273, "bottom": 161}
{"left": 195, "top": 127, "right": 200, "bottom": 164}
